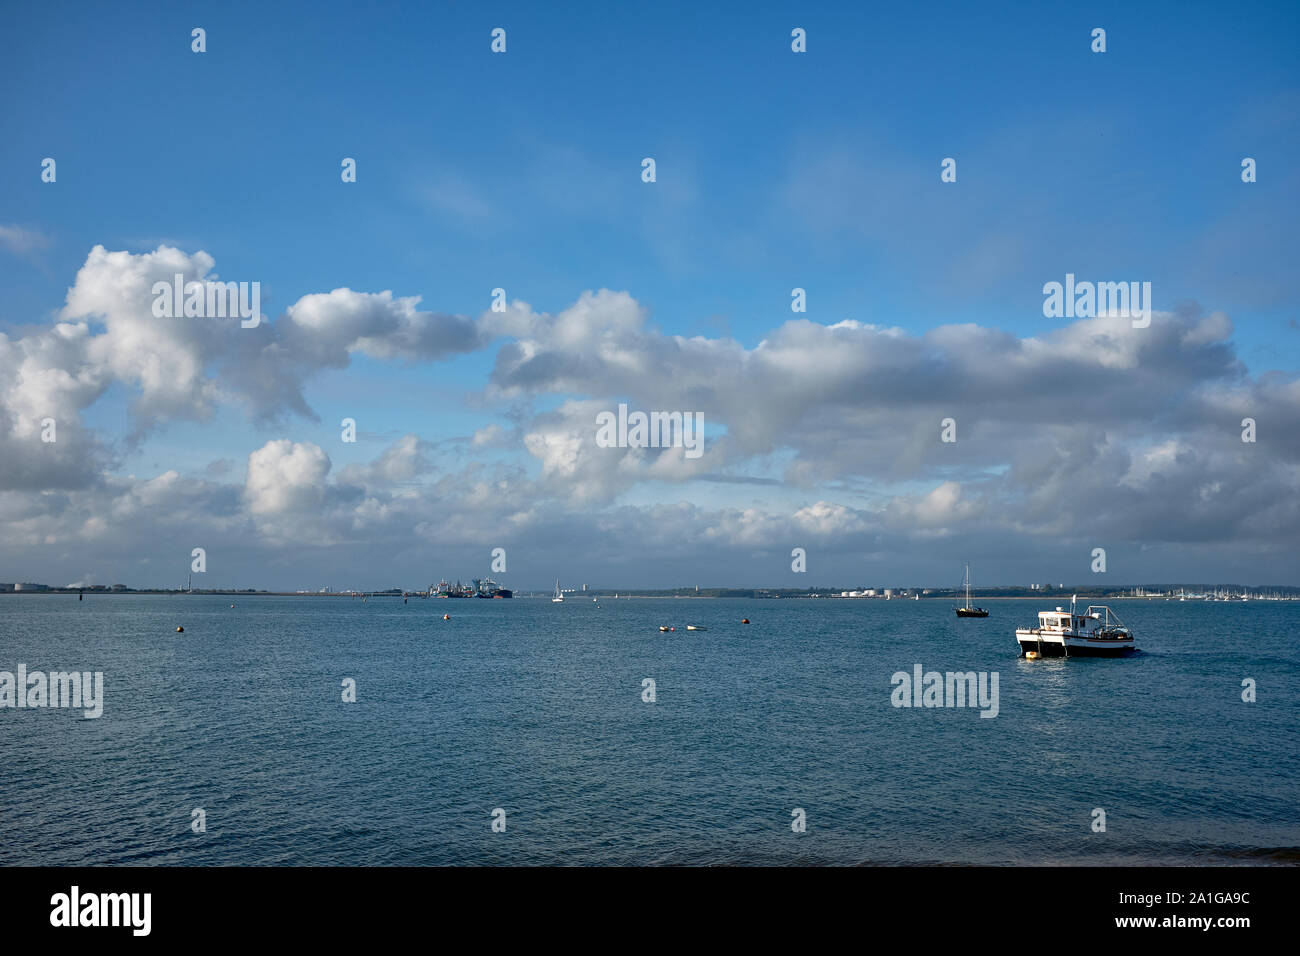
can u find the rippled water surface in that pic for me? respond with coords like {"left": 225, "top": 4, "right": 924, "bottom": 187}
{"left": 1, "top": 594, "right": 1297, "bottom": 865}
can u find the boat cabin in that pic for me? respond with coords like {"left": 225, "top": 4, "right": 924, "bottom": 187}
{"left": 1038, "top": 609, "right": 1093, "bottom": 632}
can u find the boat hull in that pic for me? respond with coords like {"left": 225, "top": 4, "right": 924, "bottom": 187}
{"left": 1015, "top": 630, "right": 1136, "bottom": 658}
{"left": 955, "top": 608, "right": 988, "bottom": 618}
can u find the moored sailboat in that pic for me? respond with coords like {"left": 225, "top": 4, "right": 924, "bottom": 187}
{"left": 954, "top": 564, "right": 988, "bottom": 618}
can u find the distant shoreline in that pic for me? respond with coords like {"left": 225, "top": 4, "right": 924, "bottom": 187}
{"left": 3, "top": 591, "right": 1296, "bottom": 601}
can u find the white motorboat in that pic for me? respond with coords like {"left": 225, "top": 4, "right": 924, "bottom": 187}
{"left": 1015, "top": 596, "right": 1136, "bottom": 658}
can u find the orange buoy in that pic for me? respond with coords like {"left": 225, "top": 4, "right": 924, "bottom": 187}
{"left": 443, "top": 614, "right": 450, "bottom": 620}
{"left": 176, "top": 626, "right": 184, "bottom": 632}
{"left": 741, "top": 618, "right": 750, "bottom": 624}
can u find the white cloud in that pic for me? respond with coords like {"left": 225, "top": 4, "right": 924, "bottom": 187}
{"left": 245, "top": 440, "right": 331, "bottom": 515}
{"left": 3, "top": 250, "right": 1299, "bottom": 587}
{"left": 0, "top": 223, "right": 51, "bottom": 257}
{"left": 282, "top": 287, "right": 483, "bottom": 364}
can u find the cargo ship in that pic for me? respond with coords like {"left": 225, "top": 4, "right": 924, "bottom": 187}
{"left": 432, "top": 579, "right": 475, "bottom": 598}
{"left": 474, "top": 577, "right": 513, "bottom": 599}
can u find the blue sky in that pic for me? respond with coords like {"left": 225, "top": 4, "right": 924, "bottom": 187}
{"left": 1, "top": 0, "right": 1297, "bottom": 589}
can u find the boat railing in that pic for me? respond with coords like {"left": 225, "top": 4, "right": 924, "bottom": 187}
{"left": 1084, "top": 605, "right": 1128, "bottom": 630}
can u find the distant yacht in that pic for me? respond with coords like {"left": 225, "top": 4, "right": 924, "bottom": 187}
{"left": 954, "top": 564, "right": 988, "bottom": 618}
{"left": 1016, "top": 597, "right": 1136, "bottom": 658}
{"left": 552, "top": 579, "right": 564, "bottom": 603}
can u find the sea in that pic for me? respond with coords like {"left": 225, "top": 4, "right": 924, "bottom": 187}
{"left": 1, "top": 594, "right": 1296, "bottom": 866}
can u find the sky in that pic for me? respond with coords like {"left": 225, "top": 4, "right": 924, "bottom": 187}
{"left": 0, "top": 0, "right": 1297, "bottom": 590}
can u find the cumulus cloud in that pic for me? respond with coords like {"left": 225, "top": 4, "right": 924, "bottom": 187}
{"left": 884, "top": 481, "right": 982, "bottom": 530}
{"left": 0, "top": 245, "right": 491, "bottom": 497}
{"left": 52, "top": 244, "right": 485, "bottom": 426}
{"left": 338, "top": 434, "right": 432, "bottom": 488}
{"left": 282, "top": 288, "right": 484, "bottom": 365}
{"left": 485, "top": 288, "right": 1300, "bottom": 562}
{"left": 3, "top": 253, "right": 1298, "bottom": 588}
{"left": 245, "top": 440, "right": 331, "bottom": 515}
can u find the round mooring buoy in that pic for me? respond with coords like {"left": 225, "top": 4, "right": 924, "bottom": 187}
{"left": 443, "top": 614, "right": 450, "bottom": 620}
{"left": 741, "top": 618, "right": 750, "bottom": 624}
{"left": 176, "top": 626, "right": 184, "bottom": 633}
{"left": 1025, "top": 650, "right": 1039, "bottom": 660}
